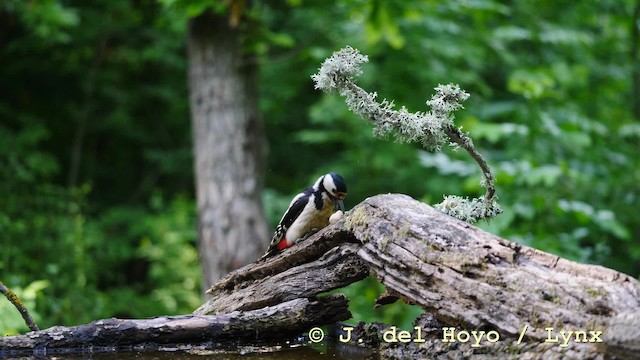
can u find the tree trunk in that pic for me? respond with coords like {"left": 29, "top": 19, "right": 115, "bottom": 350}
{"left": 187, "top": 11, "right": 269, "bottom": 290}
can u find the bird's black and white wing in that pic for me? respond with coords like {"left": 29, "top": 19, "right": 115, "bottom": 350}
{"left": 259, "top": 188, "right": 312, "bottom": 260}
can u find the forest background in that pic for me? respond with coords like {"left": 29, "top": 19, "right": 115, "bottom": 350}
{"left": 1, "top": 0, "right": 639, "bottom": 334}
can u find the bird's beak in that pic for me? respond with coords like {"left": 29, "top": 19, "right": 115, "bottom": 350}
{"left": 333, "top": 192, "right": 346, "bottom": 211}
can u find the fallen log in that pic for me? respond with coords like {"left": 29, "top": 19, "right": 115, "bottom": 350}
{"left": 2, "top": 194, "right": 639, "bottom": 359}
{"left": 195, "top": 237, "right": 368, "bottom": 315}
{"left": 198, "top": 194, "right": 640, "bottom": 359}
{"left": 348, "top": 195, "right": 639, "bottom": 337}
{"left": 0, "top": 294, "right": 349, "bottom": 356}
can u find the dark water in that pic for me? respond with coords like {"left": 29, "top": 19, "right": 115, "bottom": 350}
{"left": 2, "top": 341, "right": 378, "bottom": 360}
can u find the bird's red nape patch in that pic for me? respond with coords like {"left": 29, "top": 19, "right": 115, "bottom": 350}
{"left": 277, "top": 238, "right": 290, "bottom": 250}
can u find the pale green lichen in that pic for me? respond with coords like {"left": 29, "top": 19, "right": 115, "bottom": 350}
{"left": 435, "top": 195, "right": 502, "bottom": 223}
{"left": 380, "top": 236, "right": 392, "bottom": 252}
{"left": 586, "top": 288, "right": 606, "bottom": 297}
{"left": 312, "top": 47, "right": 501, "bottom": 223}
{"left": 343, "top": 206, "right": 370, "bottom": 242}
{"left": 312, "top": 46, "right": 459, "bottom": 152}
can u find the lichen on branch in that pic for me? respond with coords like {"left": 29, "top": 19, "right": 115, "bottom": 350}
{"left": 311, "top": 46, "right": 501, "bottom": 222}
{"left": 0, "top": 280, "right": 39, "bottom": 332}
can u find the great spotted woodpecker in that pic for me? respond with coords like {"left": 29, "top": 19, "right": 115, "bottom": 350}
{"left": 260, "top": 173, "right": 347, "bottom": 260}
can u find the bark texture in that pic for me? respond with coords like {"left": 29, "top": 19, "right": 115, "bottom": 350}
{"left": 348, "top": 195, "right": 640, "bottom": 359}
{"left": 198, "top": 194, "right": 640, "bottom": 359}
{"left": 187, "top": 11, "right": 269, "bottom": 289}
{"left": 3, "top": 194, "right": 639, "bottom": 358}
{"left": 0, "top": 295, "right": 349, "bottom": 355}
{"left": 348, "top": 195, "right": 639, "bottom": 340}
{"left": 195, "top": 243, "right": 368, "bottom": 315}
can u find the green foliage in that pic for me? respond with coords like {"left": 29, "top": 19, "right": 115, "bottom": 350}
{"left": 138, "top": 194, "right": 201, "bottom": 314}
{"left": 158, "top": 0, "right": 223, "bottom": 18}
{"left": 1, "top": 0, "right": 197, "bottom": 330}
{"left": 334, "top": 277, "right": 424, "bottom": 330}
{"left": 1, "top": 185, "right": 199, "bottom": 328}
{"left": 0, "top": 280, "right": 48, "bottom": 335}
{"left": 2, "top": 0, "right": 79, "bottom": 43}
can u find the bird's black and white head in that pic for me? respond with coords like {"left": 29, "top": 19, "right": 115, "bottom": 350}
{"left": 322, "top": 172, "right": 347, "bottom": 199}
{"left": 315, "top": 172, "right": 347, "bottom": 211}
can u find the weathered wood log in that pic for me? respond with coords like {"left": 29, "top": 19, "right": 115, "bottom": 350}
{"left": 206, "top": 228, "right": 359, "bottom": 293}
{"left": 195, "top": 242, "right": 368, "bottom": 315}
{"left": 198, "top": 194, "right": 640, "bottom": 359}
{"left": 3, "top": 194, "right": 639, "bottom": 358}
{"left": 0, "top": 294, "right": 349, "bottom": 355}
{"left": 349, "top": 195, "right": 639, "bottom": 336}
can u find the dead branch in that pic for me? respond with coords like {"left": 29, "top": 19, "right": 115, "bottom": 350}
{"left": 0, "top": 281, "right": 39, "bottom": 332}
{"left": 0, "top": 295, "right": 349, "bottom": 355}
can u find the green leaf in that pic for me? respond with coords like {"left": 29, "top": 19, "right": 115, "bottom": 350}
{"left": 492, "top": 25, "right": 532, "bottom": 42}
{"left": 467, "top": 121, "right": 528, "bottom": 143}
{"left": 265, "top": 31, "right": 295, "bottom": 48}
{"left": 521, "top": 165, "right": 563, "bottom": 187}
{"left": 594, "top": 210, "right": 630, "bottom": 240}
{"left": 508, "top": 69, "right": 556, "bottom": 99}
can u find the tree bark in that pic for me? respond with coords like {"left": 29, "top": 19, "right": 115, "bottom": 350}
{"left": 3, "top": 194, "right": 639, "bottom": 358}
{"left": 348, "top": 195, "right": 639, "bottom": 339}
{"left": 187, "top": 11, "right": 269, "bottom": 290}
{"left": 195, "top": 243, "right": 368, "bottom": 315}
{"left": 198, "top": 194, "right": 640, "bottom": 359}
{"left": 0, "top": 295, "right": 349, "bottom": 355}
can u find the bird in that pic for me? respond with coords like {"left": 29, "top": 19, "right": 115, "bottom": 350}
{"left": 260, "top": 172, "right": 347, "bottom": 260}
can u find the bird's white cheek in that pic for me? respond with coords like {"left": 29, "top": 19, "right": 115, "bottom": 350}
{"left": 329, "top": 210, "right": 344, "bottom": 224}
